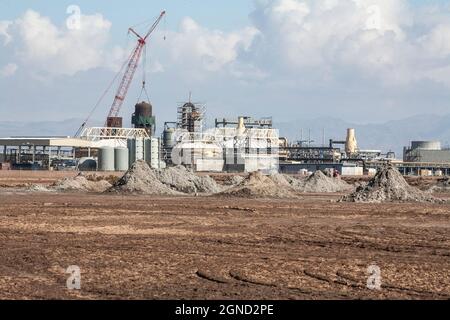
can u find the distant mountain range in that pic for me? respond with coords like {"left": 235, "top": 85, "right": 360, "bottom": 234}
{"left": 276, "top": 114, "right": 450, "bottom": 156}
{"left": 1, "top": 114, "right": 449, "bottom": 157}
{"left": 0, "top": 119, "right": 101, "bottom": 139}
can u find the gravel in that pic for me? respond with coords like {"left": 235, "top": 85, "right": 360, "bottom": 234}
{"left": 154, "top": 165, "right": 222, "bottom": 194}
{"left": 219, "top": 171, "right": 298, "bottom": 198}
{"left": 52, "top": 174, "right": 112, "bottom": 193}
{"left": 340, "top": 164, "right": 442, "bottom": 203}
{"left": 109, "top": 161, "right": 221, "bottom": 195}
{"left": 268, "top": 171, "right": 352, "bottom": 193}
{"left": 108, "top": 161, "right": 180, "bottom": 195}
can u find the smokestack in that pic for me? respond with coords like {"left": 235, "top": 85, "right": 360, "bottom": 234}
{"left": 345, "top": 128, "right": 358, "bottom": 155}
{"left": 237, "top": 116, "right": 246, "bottom": 135}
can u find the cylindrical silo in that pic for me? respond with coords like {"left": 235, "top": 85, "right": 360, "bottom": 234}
{"left": 163, "top": 127, "right": 175, "bottom": 149}
{"left": 132, "top": 101, "right": 155, "bottom": 136}
{"left": 144, "top": 137, "right": 160, "bottom": 169}
{"left": 98, "top": 147, "right": 115, "bottom": 171}
{"left": 114, "top": 147, "right": 129, "bottom": 171}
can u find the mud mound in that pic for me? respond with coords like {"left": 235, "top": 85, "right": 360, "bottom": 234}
{"left": 221, "top": 175, "right": 246, "bottom": 186}
{"left": 430, "top": 177, "right": 450, "bottom": 193}
{"left": 109, "top": 160, "right": 180, "bottom": 195}
{"left": 268, "top": 171, "right": 351, "bottom": 193}
{"left": 341, "top": 165, "right": 441, "bottom": 203}
{"left": 267, "top": 173, "right": 295, "bottom": 187}
{"left": 297, "top": 171, "right": 353, "bottom": 193}
{"left": 219, "top": 171, "right": 297, "bottom": 198}
{"left": 26, "top": 184, "right": 53, "bottom": 192}
{"left": 154, "top": 166, "right": 221, "bottom": 194}
{"left": 53, "top": 174, "right": 112, "bottom": 193}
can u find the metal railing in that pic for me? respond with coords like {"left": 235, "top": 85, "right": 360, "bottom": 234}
{"left": 79, "top": 127, "right": 150, "bottom": 141}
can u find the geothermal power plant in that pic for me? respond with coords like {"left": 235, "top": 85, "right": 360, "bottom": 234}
{"left": 0, "top": 9, "right": 449, "bottom": 302}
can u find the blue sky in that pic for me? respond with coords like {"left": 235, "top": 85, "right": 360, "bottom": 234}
{"left": 2, "top": 0, "right": 450, "bottom": 134}
{"left": 0, "top": 0, "right": 255, "bottom": 33}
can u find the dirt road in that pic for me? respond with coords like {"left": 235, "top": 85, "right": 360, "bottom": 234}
{"left": 0, "top": 191, "right": 449, "bottom": 299}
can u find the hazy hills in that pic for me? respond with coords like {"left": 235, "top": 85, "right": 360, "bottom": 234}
{"left": 277, "top": 114, "right": 450, "bottom": 156}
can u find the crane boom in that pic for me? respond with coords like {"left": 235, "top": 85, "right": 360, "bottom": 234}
{"left": 105, "top": 11, "right": 166, "bottom": 126}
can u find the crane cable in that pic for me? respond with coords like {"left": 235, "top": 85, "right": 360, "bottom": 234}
{"left": 74, "top": 36, "right": 134, "bottom": 137}
{"left": 137, "top": 44, "right": 150, "bottom": 103}
{"left": 136, "top": 14, "right": 167, "bottom": 104}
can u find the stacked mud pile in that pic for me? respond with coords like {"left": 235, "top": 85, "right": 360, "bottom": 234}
{"left": 296, "top": 170, "right": 353, "bottom": 193}
{"left": 109, "top": 160, "right": 180, "bottom": 195}
{"left": 268, "top": 171, "right": 351, "bottom": 193}
{"left": 154, "top": 166, "right": 222, "bottom": 194}
{"left": 219, "top": 171, "right": 297, "bottom": 198}
{"left": 26, "top": 184, "right": 53, "bottom": 192}
{"left": 341, "top": 165, "right": 441, "bottom": 203}
{"left": 220, "top": 175, "right": 246, "bottom": 186}
{"left": 52, "top": 174, "right": 112, "bottom": 193}
{"left": 430, "top": 177, "right": 450, "bottom": 193}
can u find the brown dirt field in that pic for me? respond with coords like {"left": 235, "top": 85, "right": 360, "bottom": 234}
{"left": 0, "top": 189, "right": 449, "bottom": 300}
{"left": 0, "top": 171, "right": 122, "bottom": 187}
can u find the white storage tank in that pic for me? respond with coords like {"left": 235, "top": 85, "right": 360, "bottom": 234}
{"left": 98, "top": 147, "right": 115, "bottom": 171}
{"left": 144, "top": 137, "right": 160, "bottom": 169}
{"left": 127, "top": 138, "right": 145, "bottom": 167}
{"left": 114, "top": 147, "right": 129, "bottom": 171}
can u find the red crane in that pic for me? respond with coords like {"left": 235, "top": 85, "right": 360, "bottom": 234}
{"left": 105, "top": 11, "right": 166, "bottom": 127}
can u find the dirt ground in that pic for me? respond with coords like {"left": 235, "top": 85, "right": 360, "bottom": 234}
{"left": 0, "top": 186, "right": 449, "bottom": 300}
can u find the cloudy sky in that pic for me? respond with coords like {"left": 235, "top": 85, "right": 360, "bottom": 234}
{"left": 1, "top": 0, "right": 450, "bottom": 132}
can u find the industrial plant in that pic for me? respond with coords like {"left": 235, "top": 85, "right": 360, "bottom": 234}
{"left": 2, "top": 107, "right": 450, "bottom": 176}
{"left": 1, "top": 5, "right": 450, "bottom": 303}
{"left": 0, "top": 12, "right": 449, "bottom": 178}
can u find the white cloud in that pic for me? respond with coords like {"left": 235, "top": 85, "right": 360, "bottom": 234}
{"left": 0, "top": 63, "right": 18, "bottom": 77}
{"left": 164, "top": 17, "right": 259, "bottom": 72}
{"left": 246, "top": 0, "right": 450, "bottom": 87}
{"left": 0, "top": 20, "right": 12, "bottom": 45}
{"left": 14, "top": 10, "right": 113, "bottom": 76}
{"left": 3, "top": 2, "right": 450, "bottom": 87}
{"left": 3, "top": 2, "right": 450, "bottom": 117}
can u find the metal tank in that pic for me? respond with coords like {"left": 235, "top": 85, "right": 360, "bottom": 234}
{"left": 132, "top": 101, "right": 155, "bottom": 136}
{"left": 98, "top": 147, "right": 115, "bottom": 171}
{"left": 127, "top": 138, "right": 145, "bottom": 167}
{"left": 144, "top": 137, "right": 160, "bottom": 169}
{"left": 114, "top": 147, "right": 129, "bottom": 171}
{"left": 163, "top": 127, "right": 175, "bottom": 149}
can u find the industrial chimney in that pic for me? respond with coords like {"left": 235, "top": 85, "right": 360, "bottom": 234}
{"left": 345, "top": 128, "right": 358, "bottom": 155}
{"left": 237, "top": 116, "right": 246, "bottom": 136}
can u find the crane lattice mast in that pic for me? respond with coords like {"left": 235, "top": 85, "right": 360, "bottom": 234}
{"left": 105, "top": 11, "right": 166, "bottom": 127}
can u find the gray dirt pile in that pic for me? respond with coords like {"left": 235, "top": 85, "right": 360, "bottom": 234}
{"left": 52, "top": 174, "right": 112, "bottom": 193}
{"left": 109, "top": 161, "right": 180, "bottom": 195}
{"left": 269, "top": 171, "right": 352, "bottom": 193}
{"left": 219, "top": 171, "right": 298, "bottom": 198}
{"left": 26, "top": 184, "right": 53, "bottom": 192}
{"left": 296, "top": 171, "right": 353, "bottom": 193}
{"left": 154, "top": 166, "right": 222, "bottom": 194}
{"left": 222, "top": 175, "right": 246, "bottom": 186}
{"left": 430, "top": 177, "right": 450, "bottom": 193}
{"left": 341, "top": 165, "right": 442, "bottom": 203}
